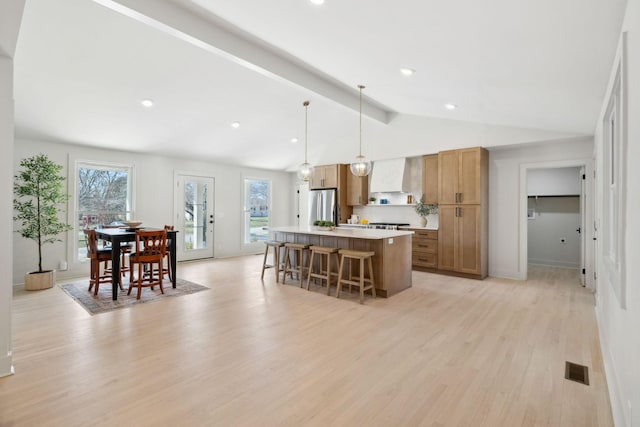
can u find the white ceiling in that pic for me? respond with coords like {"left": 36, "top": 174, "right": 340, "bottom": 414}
{"left": 13, "top": 0, "right": 627, "bottom": 170}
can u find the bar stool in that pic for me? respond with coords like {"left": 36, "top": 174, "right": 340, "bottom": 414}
{"left": 281, "top": 243, "right": 310, "bottom": 287}
{"left": 261, "top": 241, "right": 285, "bottom": 282}
{"left": 306, "top": 245, "right": 339, "bottom": 295}
{"left": 336, "top": 249, "right": 376, "bottom": 304}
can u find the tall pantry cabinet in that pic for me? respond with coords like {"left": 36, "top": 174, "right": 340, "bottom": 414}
{"left": 437, "top": 147, "right": 488, "bottom": 278}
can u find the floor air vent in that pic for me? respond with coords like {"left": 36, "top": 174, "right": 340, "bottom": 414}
{"left": 565, "top": 361, "right": 590, "bottom": 385}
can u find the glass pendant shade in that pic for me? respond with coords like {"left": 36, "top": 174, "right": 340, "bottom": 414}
{"left": 298, "top": 100, "right": 313, "bottom": 182}
{"left": 350, "top": 156, "right": 372, "bottom": 177}
{"left": 351, "top": 84, "right": 371, "bottom": 177}
{"left": 297, "top": 162, "right": 314, "bottom": 181}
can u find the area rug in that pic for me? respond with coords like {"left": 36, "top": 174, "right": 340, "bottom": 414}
{"left": 59, "top": 278, "right": 209, "bottom": 315}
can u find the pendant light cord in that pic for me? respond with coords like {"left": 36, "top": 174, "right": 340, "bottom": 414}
{"left": 304, "top": 100, "right": 309, "bottom": 163}
{"left": 358, "top": 85, "right": 364, "bottom": 157}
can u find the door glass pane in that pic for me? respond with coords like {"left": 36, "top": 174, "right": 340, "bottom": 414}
{"left": 244, "top": 178, "right": 270, "bottom": 243}
{"left": 184, "top": 180, "right": 209, "bottom": 251}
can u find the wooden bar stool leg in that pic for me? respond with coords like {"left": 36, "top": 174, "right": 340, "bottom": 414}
{"left": 326, "top": 252, "right": 332, "bottom": 296}
{"left": 282, "top": 248, "right": 291, "bottom": 283}
{"left": 368, "top": 256, "right": 376, "bottom": 299}
{"left": 274, "top": 246, "right": 280, "bottom": 283}
{"left": 336, "top": 255, "right": 345, "bottom": 298}
{"left": 306, "top": 249, "right": 315, "bottom": 291}
{"left": 261, "top": 244, "right": 269, "bottom": 280}
{"left": 359, "top": 257, "right": 365, "bottom": 304}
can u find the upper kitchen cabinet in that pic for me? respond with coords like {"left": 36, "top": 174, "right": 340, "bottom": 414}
{"left": 421, "top": 154, "right": 438, "bottom": 204}
{"left": 310, "top": 164, "right": 339, "bottom": 189}
{"left": 438, "top": 147, "right": 488, "bottom": 205}
{"left": 347, "top": 173, "right": 368, "bottom": 206}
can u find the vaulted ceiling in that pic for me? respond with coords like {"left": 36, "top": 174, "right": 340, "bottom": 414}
{"left": 13, "top": 0, "right": 627, "bottom": 170}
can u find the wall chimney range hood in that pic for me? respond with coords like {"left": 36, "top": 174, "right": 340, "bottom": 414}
{"left": 369, "top": 158, "right": 411, "bottom": 193}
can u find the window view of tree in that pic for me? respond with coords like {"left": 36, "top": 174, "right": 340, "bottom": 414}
{"left": 76, "top": 163, "right": 132, "bottom": 258}
{"left": 244, "top": 178, "right": 270, "bottom": 243}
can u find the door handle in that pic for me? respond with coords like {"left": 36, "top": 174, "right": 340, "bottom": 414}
{"left": 576, "top": 227, "right": 581, "bottom": 234}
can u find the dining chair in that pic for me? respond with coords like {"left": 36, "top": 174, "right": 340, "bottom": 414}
{"left": 141, "top": 225, "right": 174, "bottom": 282}
{"left": 83, "top": 229, "right": 122, "bottom": 295}
{"left": 100, "top": 224, "right": 132, "bottom": 278}
{"left": 128, "top": 229, "right": 167, "bottom": 300}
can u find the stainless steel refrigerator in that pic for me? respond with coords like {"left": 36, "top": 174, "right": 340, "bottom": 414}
{"left": 308, "top": 188, "right": 337, "bottom": 225}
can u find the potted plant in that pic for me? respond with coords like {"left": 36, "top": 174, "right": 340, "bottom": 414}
{"left": 13, "top": 154, "right": 73, "bottom": 290}
{"left": 368, "top": 197, "right": 377, "bottom": 204}
{"left": 414, "top": 197, "right": 438, "bottom": 227}
{"left": 313, "top": 220, "right": 335, "bottom": 231}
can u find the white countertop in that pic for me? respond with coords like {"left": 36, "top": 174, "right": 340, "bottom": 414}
{"left": 400, "top": 225, "right": 439, "bottom": 231}
{"left": 271, "top": 225, "right": 413, "bottom": 239}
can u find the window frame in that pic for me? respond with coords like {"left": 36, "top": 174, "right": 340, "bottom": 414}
{"left": 241, "top": 176, "right": 272, "bottom": 247}
{"left": 70, "top": 159, "right": 135, "bottom": 263}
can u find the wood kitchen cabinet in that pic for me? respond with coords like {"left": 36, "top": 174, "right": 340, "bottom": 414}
{"left": 310, "top": 164, "right": 338, "bottom": 189}
{"left": 437, "top": 147, "right": 488, "bottom": 278}
{"left": 409, "top": 228, "right": 438, "bottom": 271}
{"left": 437, "top": 205, "right": 485, "bottom": 276}
{"left": 421, "top": 154, "right": 438, "bottom": 204}
{"left": 438, "top": 147, "right": 486, "bottom": 205}
{"left": 347, "top": 173, "right": 368, "bottom": 206}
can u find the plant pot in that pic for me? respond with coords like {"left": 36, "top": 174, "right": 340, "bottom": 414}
{"left": 420, "top": 217, "right": 428, "bottom": 227}
{"left": 24, "top": 270, "right": 56, "bottom": 291}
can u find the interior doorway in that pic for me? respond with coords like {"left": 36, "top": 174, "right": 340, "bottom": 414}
{"left": 526, "top": 167, "right": 584, "bottom": 284}
{"left": 519, "top": 159, "right": 594, "bottom": 289}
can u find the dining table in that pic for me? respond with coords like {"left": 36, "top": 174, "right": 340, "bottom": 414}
{"left": 95, "top": 227, "right": 178, "bottom": 300}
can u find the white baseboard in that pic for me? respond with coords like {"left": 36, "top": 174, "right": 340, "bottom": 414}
{"left": 0, "top": 352, "right": 14, "bottom": 378}
{"left": 528, "top": 259, "right": 580, "bottom": 268}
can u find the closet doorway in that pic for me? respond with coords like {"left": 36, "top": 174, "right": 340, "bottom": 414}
{"left": 519, "top": 159, "right": 594, "bottom": 289}
{"left": 527, "top": 167, "right": 584, "bottom": 284}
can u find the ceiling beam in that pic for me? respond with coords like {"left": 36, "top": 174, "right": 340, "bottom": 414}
{"left": 92, "top": 0, "right": 392, "bottom": 123}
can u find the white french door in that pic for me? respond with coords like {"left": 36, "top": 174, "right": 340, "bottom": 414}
{"left": 175, "top": 174, "right": 215, "bottom": 261}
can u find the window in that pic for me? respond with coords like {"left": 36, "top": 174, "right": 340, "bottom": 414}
{"left": 601, "top": 33, "right": 628, "bottom": 308}
{"left": 603, "top": 69, "right": 621, "bottom": 266}
{"left": 75, "top": 161, "right": 133, "bottom": 259}
{"left": 243, "top": 178, "right": 271, "bottom": 244}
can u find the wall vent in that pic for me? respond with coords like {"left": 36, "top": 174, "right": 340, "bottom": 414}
{"left": 565, "top": 361, "right": 590, "bottom": 385}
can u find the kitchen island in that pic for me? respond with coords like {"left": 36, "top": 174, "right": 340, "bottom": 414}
{"left": 271, "top": 226, "right": 414, "bottom": 297}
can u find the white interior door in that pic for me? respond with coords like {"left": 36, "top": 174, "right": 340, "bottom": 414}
{"left": 176, "top": 174, "right": 215, "bottom": 261}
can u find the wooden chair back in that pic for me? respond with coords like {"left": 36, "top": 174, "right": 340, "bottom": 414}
{"left": 83, "top": 229, "right": 100, "bottom": 259}
{"left": 134, "top": 230, "right": 167, "bottom": 262}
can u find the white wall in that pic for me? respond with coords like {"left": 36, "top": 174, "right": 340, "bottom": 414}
{"left": 594, "top": 0, "right": 640, "bottom": 425}
{"left": 488, "top": 138, "right": 593, "bottom": 279}
{"left": 527, "top": 197, "right": 580, "bottom": 268}
{"left": 0, "top": 0, "right": 24, "bottom": 379}
{"left": 0, "top": 56, "right": 15, "bottom": 377}
{"left": 13, "top": 138, "right": 295, "bottom": 285}
{"left": 527, "top": 167, "right": 581, "bottom": 196}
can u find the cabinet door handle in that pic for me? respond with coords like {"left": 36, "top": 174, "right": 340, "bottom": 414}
{"left": 418, "top": 258, "right": 430, "bottom": 262}
{"left": 418, "top": 244, "right": 430, "bottom": 248}
{"left": 459, "top": 193, "right": 463, "bottom": 203}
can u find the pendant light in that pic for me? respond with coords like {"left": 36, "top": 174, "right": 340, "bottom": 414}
{"left": 350, "top": 84, "right": 372, "bottom": 177}
{"left": 297, "top": 100, "right": 314, "bottom": 181}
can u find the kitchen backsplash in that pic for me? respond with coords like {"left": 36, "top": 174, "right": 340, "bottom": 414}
{"left": 352, "top": 204, "right": 439, "bottom": 228}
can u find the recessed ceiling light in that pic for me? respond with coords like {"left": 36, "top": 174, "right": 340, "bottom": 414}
{"left": 140, "top": 99, "right": 154, "bottom": 108}
{"left": 400, "top": 68, "right": 415, "bottom": 76}
{"left": 291, "top": 137, "right": 299, "bottom": 144}
{"left": 444, "top": 103, "right": 457, "bottom": 110}
{"left": 309, "top": 0, "right": 325, "bottom": 4}
{"left": 231, "top": 121, "right": 240, "bottom": 128}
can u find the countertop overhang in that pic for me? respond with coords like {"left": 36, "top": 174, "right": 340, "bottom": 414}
{"left": 270, "top": 226, "right": 413, "bottom": 239}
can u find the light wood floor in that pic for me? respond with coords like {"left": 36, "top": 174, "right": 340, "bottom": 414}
{"left": 1, "top": 257, "right": 612, "bottom": 426}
